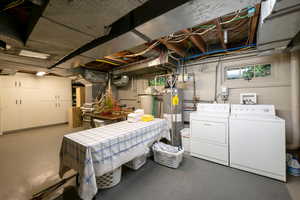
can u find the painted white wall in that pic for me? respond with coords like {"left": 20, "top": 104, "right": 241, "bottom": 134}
{"left": 183, "top": 53, "right": 293, "bottom": 143}
{"left": 116, "top": 52, "right": 294, "bottom": 144}
{"left": 117, "top": 77, "right": 149, "bottom": 108}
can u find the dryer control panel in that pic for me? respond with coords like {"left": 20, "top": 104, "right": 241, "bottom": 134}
{"left": 197, "top": 103, "right": 230, "bottom": 114}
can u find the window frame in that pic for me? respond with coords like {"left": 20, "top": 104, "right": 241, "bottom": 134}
{"left": 224, "top": 63, "right": 273, "bottom": 81}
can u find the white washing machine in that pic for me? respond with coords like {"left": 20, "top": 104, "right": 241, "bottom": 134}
{"left": 190, "top": 104, "right": 230, "bottom": 166}
{"left": 230, "top": 104, "right": 286, "bottom": 181}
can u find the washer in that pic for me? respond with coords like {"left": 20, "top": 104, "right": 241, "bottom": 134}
{"left": 190, "top": 104, "right": 230, "bottom": 166}
{"left": 230, "top": 104, "right": 286, "bottom": 181}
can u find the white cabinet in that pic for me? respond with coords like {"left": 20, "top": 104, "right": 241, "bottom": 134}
{"left": 0, "top": 73, "right": 72, "bottom": 133}
{"left": 1, "top": 89, "right": 22, "bottom": 132}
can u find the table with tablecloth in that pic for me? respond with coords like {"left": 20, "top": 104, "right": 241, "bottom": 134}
{"left": 59, "top": 118, "right": 169, "bottom": 200}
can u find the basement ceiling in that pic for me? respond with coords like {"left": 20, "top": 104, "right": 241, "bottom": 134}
{"left": 27, "top": 0, "right": 148, "bottom": 62}
{"left": 82, "top": 5, "right": 261, "bottom": 73}
{"left": 3, "top": 0, "right": 299, "bottom": 76}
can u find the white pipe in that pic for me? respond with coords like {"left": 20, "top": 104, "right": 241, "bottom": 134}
{"left": 287, "top": 50, "right": 300, "bottom": 150}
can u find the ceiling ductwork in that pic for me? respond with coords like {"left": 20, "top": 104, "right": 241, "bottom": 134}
{"left": 112, "top": 52, "right": 177, "bottom": 75}
{"left": 112, "top": 75, "right": 130, "bottom": 87}
{"left": 0, "top": 13, "right": 23, "bottom": 48}
{"left": 49, "top": 0, "right": 260, "bottom": 69}
{"left": 257, "top": 0, "right": 300, "bottom": 50}
{"left": 69, "top": 67, "right": 107, "bottom": 83}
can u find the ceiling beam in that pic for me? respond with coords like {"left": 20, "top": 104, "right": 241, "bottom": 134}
{"left": 159, "top": 39, "right": 187, "bottom": 57}
{"left": 248, "top": 4, "right": 261, "bottom": 45}
{"left": 182, "top": 29, "right": 206, "bottom": 52}
{"left": 48, "top": 0, "right": 191, "bottom": 69}
{"left": 215, "top": 18, "right": 227, "bottom": 49}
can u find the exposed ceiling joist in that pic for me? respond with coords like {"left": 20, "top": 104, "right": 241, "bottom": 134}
{"left": 159, "top": 39, "right": 187, "bottom": 57}
{"left": 182, "top": 29, "right": 206, "bottom": 52}
{"left": 248, "top": 4, "right": 261, "bottom": 45}
{"left": 215, "top": 18, "right": 227, "bottom": 49}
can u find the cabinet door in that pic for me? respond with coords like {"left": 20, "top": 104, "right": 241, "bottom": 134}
{"left": 19, "top": 89, "right": 42, "bottom": 129}
{"left": 18, "top": 76, "right": 39, "bottom": 89}
{"left": 1, "top": 89, "right": 21, "bottom": 132}
{"left": 0, "top": 76, "right": 18, "bottom": 88}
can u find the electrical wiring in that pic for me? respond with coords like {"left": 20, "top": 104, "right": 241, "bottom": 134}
{"left": 123, "top": 40, "right": 161, "bottom": 58}
{"left": 181, "top": 45, "right": 255, "bottom": 62}
{"left": 220, "top": 10, "right": 240, "bottom": 25}
{"left": 1, "top": 0, "right": 24, "bottom": 12}
{"left": 167, "top": 25, "right": 216, "bottom": 43}
{"left": 166, "top": 11, "right": 251, "bottom": 44}
{"left": 107, "top": 8, "right": 253, "bottom": 58}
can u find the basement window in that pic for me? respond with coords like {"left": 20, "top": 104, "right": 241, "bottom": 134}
{"left": 225, "top": 64, "right": 271, "bottom": 80}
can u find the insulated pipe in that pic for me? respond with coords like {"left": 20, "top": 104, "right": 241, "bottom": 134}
{"left": 288, "top": 50, "right": 300, "bottom": 150}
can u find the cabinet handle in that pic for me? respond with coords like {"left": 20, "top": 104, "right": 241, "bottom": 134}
{"left": 19, "top": 81, "right": 21, "bottom": 87}
{"left": 16, "top": 100, "right": 18, "bottom": 104}
{"left": 14, "top": 81, "right": 17, "bottom": 87}
{"left": 20, "top": 99, "right": 22, "bottom": 104}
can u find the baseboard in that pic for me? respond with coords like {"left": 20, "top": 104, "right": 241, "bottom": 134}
{"left": 2, "top": 122, "right": 68, "bottom": 135}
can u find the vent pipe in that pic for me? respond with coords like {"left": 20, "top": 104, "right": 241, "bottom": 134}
{"left": 288, "top": 50, "right": 300, "bottom": 150}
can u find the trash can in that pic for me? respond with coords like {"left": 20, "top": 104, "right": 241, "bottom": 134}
{"left": 180, "top": 128, "right": 190, "bottom": 154}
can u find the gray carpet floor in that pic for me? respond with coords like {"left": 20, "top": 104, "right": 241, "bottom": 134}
{"left": 58, "top": 156, "right": 292, "bottom": 200}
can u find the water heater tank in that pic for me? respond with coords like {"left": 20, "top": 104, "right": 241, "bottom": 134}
{"left": 163, "top": 88, "right": 184, "bottom": 146}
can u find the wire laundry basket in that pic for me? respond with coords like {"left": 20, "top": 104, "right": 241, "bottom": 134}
{"left": 96, "top": 167, "right": 122, "bottom": 189}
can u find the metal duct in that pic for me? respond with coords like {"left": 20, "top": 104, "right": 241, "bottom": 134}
{"left": 112, "top": 52, "right": 177, "bottom": 75}
{"left": 112, "top": 75, "right": 129, "bottom": 87}
{"left": 257, "top": 0, "right": 300, "bottom": 50}
{"left": 50, "top": 0, "right": 260, "bottom": 69}
{"left": 0, "top": 14, "right": 23, "bottom": 47}
{"left": 69, "top": 68, "right": 107, "bottom": 83}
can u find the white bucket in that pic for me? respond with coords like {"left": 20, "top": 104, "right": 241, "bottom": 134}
{"left": 180, "top": 128, "right": 190, "bottom": 154}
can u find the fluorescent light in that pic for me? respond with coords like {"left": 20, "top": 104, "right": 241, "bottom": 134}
{"left": 36, "top": 71, "right": 46, "bottom": 76}
{"left": 19, "top": 50, "right": 50, "bottom": 59}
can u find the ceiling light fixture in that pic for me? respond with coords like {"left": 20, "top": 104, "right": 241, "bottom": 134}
{"left": 19, "top": 50, "right": 50, "bottom": 59}
{"left": 36, "top": 71, "right": 46, "bottom": 76}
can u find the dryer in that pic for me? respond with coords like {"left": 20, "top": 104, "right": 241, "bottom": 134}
{"left": 229, "top": 104, "right": 286, "bottom": 181}
{"left": 190, "top": 104, "right": 230, "bottom": 166}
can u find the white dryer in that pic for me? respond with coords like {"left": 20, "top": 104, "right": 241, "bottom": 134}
{"left": 190, "top": 104, "right": 230, "bottom": 166}
{"left": 229, "top": 104, "right": 286, "bottom": 181}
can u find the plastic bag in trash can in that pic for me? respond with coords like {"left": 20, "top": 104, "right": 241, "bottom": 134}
{"left": 287, "top": 153, "right": 300, "bottom": 176}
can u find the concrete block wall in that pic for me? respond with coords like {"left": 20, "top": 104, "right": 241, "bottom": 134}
{"left": 116, "top": 52, "right": 293, "bottom": 144}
